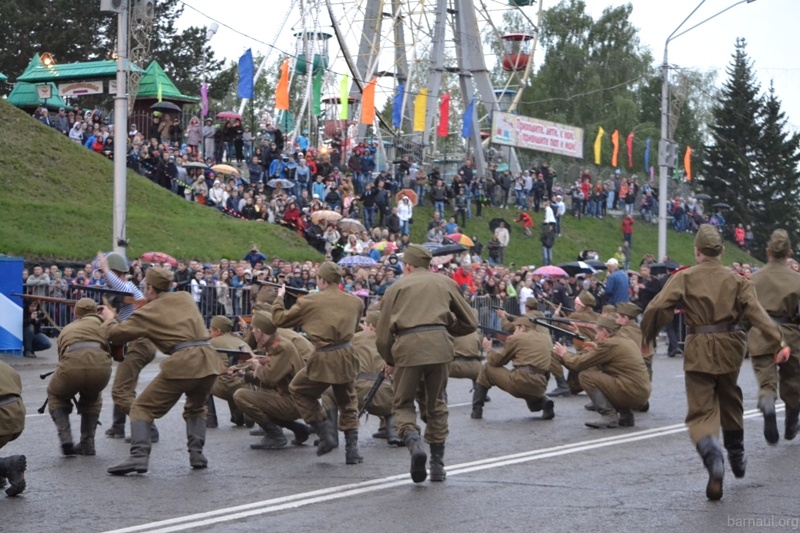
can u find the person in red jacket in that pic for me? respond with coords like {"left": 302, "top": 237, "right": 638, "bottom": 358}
{"left": 514, "top": 209, "right": 534, "bottom": 237}
{"left": 452, "top": 262, "right": 476, "bottom": 294}
{"left": 734, "top": 223, "right": 745, "bottom": 248}
{"left": 622, "top": 214, "right": 634, "bottom": 248}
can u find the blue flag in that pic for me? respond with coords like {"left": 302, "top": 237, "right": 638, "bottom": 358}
{"left": 461, "top": 97, "right": 475, "bottom": 138}
{"left": 392, "top": 84, "right": 405, "bottom": 128}
{"left": 644, "top": 137, "right": 651, "bottom": 170}
{"left": 238, "top": 48, "right": 254, "bottom": 99}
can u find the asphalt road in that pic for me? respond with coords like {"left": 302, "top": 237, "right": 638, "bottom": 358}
{"left": 2, "top": 348, "right": 799, "bottom": 533}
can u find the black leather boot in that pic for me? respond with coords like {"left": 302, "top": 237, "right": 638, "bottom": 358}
{"left": 73, "top": 413, "right": 100, "bottom": 456}
{"left": 548, "top": 375, "right": 571, "bottom": 397}
{"left": 618, "top": 409, "right": 635, "bottom": 427}
{"left": 108, "top": 420, "right": 151, "bottom": 475}
{"left": 344, "top": 429, "right": 363, "bottom": 465}
{"left": 0, "top": 455, "right": 26, "bottom": 497}
{"left": 385, "top": 415, "right": 404, "bottom": 446}
{"left": 403, "top": 431, "right": 428, "bottom": 483}
{"left": 311, "top": 417, "right": 338, "bottom": 456}
{"left": 105, "top": 404, "right": 126, "bottom": 439}
{"left": 51, "top": 407, "right": 75, "bottom": 456}
{"left": 722, "top": 429, "right": 746, "bottom": 478}
{"left": 785, "top": 406, "right": 799, "bottom": 441}
{"left": 429, "top": 443, "right": 446, "bottom": 482}
{"left": 205, "top": 397, "right": 218, "bottom": 429}
{"left": 471, "top": 384, "right": 488, "bottom": 419}
{"left": 282, "top": 420, "right": 312, "bottom": 445}
{"left": 186, "top": 417, "right": 208, "bottom": 468}
{"left": 696, "top": 436, "right": 725, "bottom": 500}
{"left": 228, "top": 400, "right": 245, "bottom": 427}
{"left": 250, "top": 422, "right": 288, "bottom": 450}
{"left": 758, "top": 396, "right": 779, "bottom": 444}
{"left": 584, "top": 391, "right": 619, "bottom": 429}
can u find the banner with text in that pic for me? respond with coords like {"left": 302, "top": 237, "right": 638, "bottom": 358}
{"left": 491, "top": 112, "right": 584, "bottom": 159}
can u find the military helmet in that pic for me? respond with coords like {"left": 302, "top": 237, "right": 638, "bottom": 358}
{"left": 106, "top": 252, "right": 128, "bottom": 273}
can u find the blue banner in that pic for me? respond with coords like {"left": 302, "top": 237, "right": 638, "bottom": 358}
{"left": 462, "top": 97, "right": 475, "bottom": 138}
{"left": 0, "top": 257, "right": 23, "bottom": 354}
{"left": 238, "top": 48, "right": 254, "bottom": 99}
{"left": 644, "top": 137, "right": 651, "bottom": 170}
{"left": 392, "top": 84, "right": 405, "bottom": 128}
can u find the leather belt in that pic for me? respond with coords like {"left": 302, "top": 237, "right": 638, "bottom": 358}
{"left": 170, "top": 340, "right": 211, "bottom": 354}
{"left": 454, "top": 355, "right": 483, "bottom": 362}
{"left": 65, "top": 341, "right": 105, "bottom": 353}
{"left": 0, "top": 395, "right": 20, "bottom": 407}
{"left": 316, "top": 342, "right": 352, "bottom": 353}
{"left": 514, "top": 365, "right": 549, "bottom": 376}
{"left": 356, "top": 372, "right": 380, "bottom": 381}
{"left": 396, "top": 325, "right": 446, "bottom": 337}
{"left": 687, "top": 324, "right": 735, "bottom": 335}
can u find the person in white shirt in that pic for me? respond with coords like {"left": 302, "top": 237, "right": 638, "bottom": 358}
{"left": 554, "top": 195, "right": 566, "bottom": 236}
{"left": 543, "top": 199, "right": 557, "bottom": 227}
{"left": 397, "top": 196, "right": 414, "bottom": 236}
{"left": 518, "top": 278, "right": 534, "bottom": 314}
{"left": 494, "top": 222, "right": 510, "bottom": 265}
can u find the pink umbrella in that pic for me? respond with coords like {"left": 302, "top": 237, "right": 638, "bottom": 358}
{"left": 216, "top": 111, "right": 242, "bottom": 120}
{"left": 532, "top": 265, "right": 568, "bottom": 278}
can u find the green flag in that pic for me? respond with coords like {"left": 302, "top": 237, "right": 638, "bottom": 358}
{"left": 312, "top": 69, "right": 323, "bottom": 116}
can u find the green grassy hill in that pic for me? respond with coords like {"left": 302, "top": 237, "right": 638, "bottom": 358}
{"left": 0, "top": 99, "right": 756, "bottom": 267}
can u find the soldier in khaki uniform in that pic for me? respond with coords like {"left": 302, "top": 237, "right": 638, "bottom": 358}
{"left": 642, "top": 225, "right": 787, "bottom": 500}
{"left": 555, "top": 316, "right": 651, "bottom": 429}
{"left": 747, "top": 230, "right": 800, "bottom": 444}
{"left": 48, "top": 298, "right": 112, "bottom": 456}
{"left": 233, "top": 312, "right": 311, "bottom": 449}
{"left": 322, "top": 309, "right": 401, "bottom": 446}
{"left": 376, "top": 245, "right": 477, "bottom": 483}
{"left": 208, "top": 316, "right": 253, "bottom": 428}
{"left": 616, "top": 302, "right": 650, "bottom": 413}
{"left": 551, "top": 291, "right": 599, "bottom": 397}
{"left": 0, "top": 360, "right": 27, "bottom": 497}
{"left": 472, "top": 316, "right": 557, "bottom": 420}
{"left": 274, "top": 262, "right": 364, "bottom": 464}
{"left": 100, "top": 268, "right": 221, "bottom": 475}
{"left": 450, "top": 308, "right": 484, "bottom": 383}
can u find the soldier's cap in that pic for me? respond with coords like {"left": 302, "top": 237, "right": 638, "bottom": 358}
{"left": 577, "top": 290, "right": 596, "bottom": 308}
{"left": 403, "top": 244, "right": 432, "bottom": 269}
{"left": 251, "top": 311, "right": 277, "bottom": 335}
{"left": 145, "top": 267, "right": 173, "bottom": 291}
{"left": 616, "top": 302, "right": 642, "bottom": 319}
{"left": 317, "top": 261, "right": 343, "bottom": 284}
{"left": 596, "top": 315, "right": 621, "bottom": 333}
{"left": 210, "top": 315, "right": 233, "bottom": 333}
{"left": 105, "top": 252, "right": 128, "bottom": 273}
{"left": 694, "top": 224, "right": 723, "bottom": 257}
{"left": 364, "top": 309, "right": 380, "bottom": 327}
{"left": 768, "top": 229, "right": 791, "bottom": 257}
{"left": 75, "top": 297, "right": 97, "bottom": 316}
{"left": 602, "top": 304, "right": 616, "bottom": 315}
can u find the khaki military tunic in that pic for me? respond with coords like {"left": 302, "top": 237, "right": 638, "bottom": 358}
{"left": 642, "top": 258, "right": 783, "bottom": 443}
{"left": 210, "top": 333, "right": 253, "bottom": 403}
{"left": 562, "top": 335, "right": 651, "bottom": 410}
{"left": 477, "top": 330, "right": 553, "bottom": 405}
{"left": 450, "top": 331, "right": 484, "bottom": 381}
{"left": 376, "top": 269, "right": 477, "bottom": 444}
{"left": 748, "top": 260, "right": 800, "bottom": 409}
{"left": 619, "top": 322, "right": 650, "bottom": 381}
{"left": 48, "top": 315, "right": 112, "bottom": 416}
{"left": 277, "top": 329, "right": 315, "bottom": 365}
{"left": 274, "top": 285, "right": 363, "bottom": 430}
{"left": 0, "top": 360, "right": 25, "bottom": 449}
{"left": 103, "top": 292, "right": 221, "bottom": 423}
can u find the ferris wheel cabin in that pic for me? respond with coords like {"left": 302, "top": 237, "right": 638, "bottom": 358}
{"left": 501, "top": 33, "right": 534, "bottom": 72}
{"left": 294, "top": 31, "right": 332, "bottom": 76}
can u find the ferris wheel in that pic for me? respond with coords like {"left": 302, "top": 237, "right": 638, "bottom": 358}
{"left": 260, "top": 0, "right": 541, "bottom": 177}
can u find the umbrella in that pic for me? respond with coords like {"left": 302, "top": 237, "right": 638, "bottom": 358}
{"left": 694, "top": 193, "right": 712, "bottom": 201}
{"left": 533, "top": 265, "right": 568, "bottom": 278}
{"left": 431, "top": 254, "right": 455, "bottom": 267}
{"left": 182, "top": 161, "right": 209, "bottom": 170}
{"left": 489, "top": 218, "right": 512, "bottom": 234}
{"left": 712, "top": 202, "right": 732, "bottom": 210}
{"left": 447, "top": 233, "right": 474, "bottom": 247}
{"left": 338, "top": 218, "right": 366, "bottom": 233}
{"left": 430, "top": 243, "right": 468, "bottom": 257}
{"left": 422, "top": 242, "right": 443, "bottom": 251}
{"left": 557, "top": 261, "right": 596, "bottom": 277}
{"left": 310, "top": 210, "right": 342, "bottom": 224}
{"left": 140, "top": 251, "right": 178, "bottom": 267}
{"left": 649, "top": 261, "right": 680, "bottom": 276}
{"left": 338, "top": 255, "right": 378, "bottom": 267}
{"left": 216, "top": 111, "right": 242, "bottom": 120}
{"left": 373, "top": 240, "right": 398, "bottom": 252}
{"left": 211, "top": 164, "right": 240, "bottom": 175}
{"left": 149, "top": 101, "right": 181, "bottom": 113}
{"left": 267, "top": 178, "right": 295, "bottom": 189}
{"left": 396, "top": 189, "right": 418, "bottom": 206}
{"left": 585, "top": 259, "right": 608, "bottom": 271}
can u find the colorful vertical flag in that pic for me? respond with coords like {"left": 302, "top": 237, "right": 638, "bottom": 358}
{"left": 360, "top": 76, "right": 377, "bottom": 125}
{"left": 157, "top": 81, "right": 162, "bottom": 102}
{"left": 338, "top": 74, "right": 349, "bottom": 119}
{"left": 437, "top": 93, "right": 450, "bottom": 137}
{"left": 312, "top": 69, "right": 323, "bottom": 116}
{"left": 413, "top": 88, "right": 427, "bottom": 132}
{"left": 201, "top": 83, "right": 208, "bottom": 116}
{"left": 611, "top": 129, "right": 620, "bottom": 167}
{"left": 461, "top": 97, "right": 475, "bottom": 138}
{"left": 392, "top": 83, "right": 405, "bottom": 128}
{"left": 275, "top": 59, "right": 290, "bottom": 111}
{"left": 626, "top": 131, "right": 635, "bottom": 168}
{"left": 684, "top": 146, "right": 692, "bottom": 181}
{"left": 593, "top": 126, "right": 605, "bottom": 165}
{"left": 237, "top": 48, "right": 254, "bottom": 99}
{"left": 644, "top": 137, "right": 651, "bottom": 170}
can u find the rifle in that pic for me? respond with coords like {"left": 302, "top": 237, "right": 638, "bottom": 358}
{"left": 531, "top": 317, "right": 586, "bottom": 344}
{"left": 216, "top": 348, "right": 254, "bottom": 367}
{"left": 358, "top": 369, "right": 385, "bottom": 419}
{"left": 479, "top": 326, "right": 508, "bottom": 342}
{"left": 69, "top": 286, "right": 146, "bottom": 309}
{"left": 255, "top": 281, "right": 310, "bottom": 295}
{"left": 13, "top": 293, "right": 77, "bottom": 307}
{"left": 538, "top": 316, "right": 597, "bottom": 327}
{"left": 37, "top": 371, "right": 81, "bottom": 416}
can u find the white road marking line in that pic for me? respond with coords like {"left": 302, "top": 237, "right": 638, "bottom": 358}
{"left": 447, "top": 402, "right": 471, "bottom": 408}
{"left": 101, "top": 405, "right": 782, "bottom": 533}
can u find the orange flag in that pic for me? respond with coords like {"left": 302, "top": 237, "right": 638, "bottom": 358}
{"left": 360, "top": 76, "right": 377, "bottom": 125}
{"left": 275, "top": 59, "right": 290, "bottom": 111}
{"left": 611, "top": 130, "right": 620, "bottom": 167}
{"left": 684, "top": 146, "right": 692, "bottom": 181}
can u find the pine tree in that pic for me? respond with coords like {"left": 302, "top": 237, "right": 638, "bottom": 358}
{"left": 749, "top": 83, "right": 800, "bottom": 260}
{"left": 699, "top": 38, "right": 762, "bottom": 233}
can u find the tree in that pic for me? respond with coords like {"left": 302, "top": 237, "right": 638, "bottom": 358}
{"left": 698, "top": 39, "right": 762, "bottom": 234}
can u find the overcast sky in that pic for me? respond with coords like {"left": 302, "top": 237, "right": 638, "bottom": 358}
{"left": 177, "top": 0, "right": 800, "bottom": 132}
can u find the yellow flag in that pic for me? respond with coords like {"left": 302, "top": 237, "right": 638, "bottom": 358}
{"left": 339, "top": 74, "right": 349, "bottom": 119}
{"left": 594, "top": 126, "right": 605, "bottom": 165}
{"left": 413, "top": 89, "right": 427, "bottom": 132}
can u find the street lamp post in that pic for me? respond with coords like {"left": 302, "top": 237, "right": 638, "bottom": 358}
{"left": 201, "top": 22, "right": 219, "bottom": 158}
{"left": 657, "top": 0, "right": 755, "bottom": 261}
